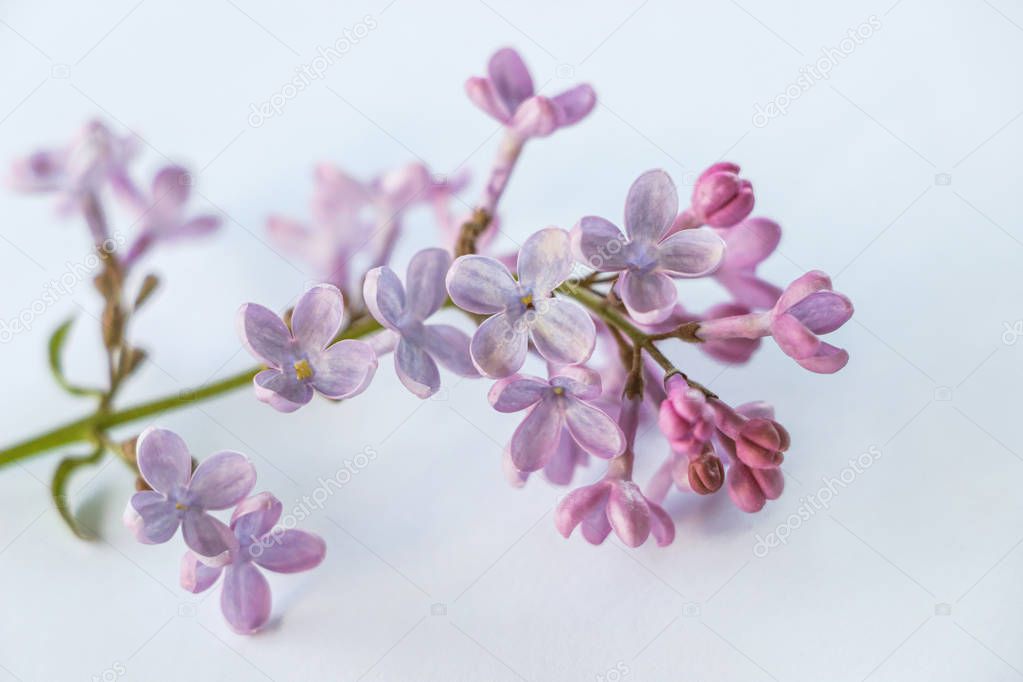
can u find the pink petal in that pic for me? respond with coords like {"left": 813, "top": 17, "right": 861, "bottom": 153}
{"left": 488, "top": 47, "right": 534, "bottom": 114}
{"left": 292, "top": 284, "right": 345, "bottom": 352}
{"left": 182, "top": 512, "right": 235, "bottom": 566}
{"left": 715, "top": 272, "right": 782, "bottom": 310}
{"left": 128, "top": 491, "right": 180, "bottom": 544}
{"left": 570, "top": 216, "right": 630, "bottom": 272}
{"left": 252, "top": 530, "right": 326, "bottom": 573}
{"left": 776, "top": 270, "right": 832, "bottom": 312}
{"left": 551, "top": 84, "right": 596, "bottom": 127}
{"left": 656, "top": 227, "right": 725, "bottom": 277}
{"left": 174, "top": 214, "right": 221, "bottom": 239}
{"left": 618, "top": 270, "right": 676, "bottom": 324}
{"left": 135, "top": 427, "right": 192, "bottom": 494}
{"left": 420, "top": 324, "right": 477, "bottom": 377}
{"left": 752, "top": 467, "right": 785, "bottom": 500}
{"left": 563, "top": 399, "right": 625, "bottom": 459}
{"left": 581, "top": 504, "right": 613, "bottom": 545}
{"left": 607, "top": 481, "right": 651, "bottom": 547}
{"left": 180, "top": 551, "right": 223, "bottom": 593}
{"left": 772, "top": 313, "right": 820, "bottom": 359}
{"left": 237, "top": 303, "right": 293, "bottom": 368}
{"left": 253, "top": 368, "right": 313, "bottom": 413}
{"left": 188, "top": 451, "right": 256, "bottom": 510}
{"left": 544, "top": 431, "right": 588, "bottom": 485}
{"left": 516, "top": 227, "right": 574, "bottom": 297}
{"left": 509, "top": 95, "right": 558, "bottom": 138}
{"left": 395, "top": 338, "right": 440, "bottom": 398}
{"left": 363, "top": 266, "right": 406, "bottom": 330}
{"left": 446, "top": 255, "right": 517, "bottom": 315}
{"left": 231, "top": 492, "right": 283, "bottom": 541}
{"left": 727, "top": 462, "right": 766, "bottom": 513}
{"left": 528, "top": 298, "right": 596, "bottom": 366}
{"left": 311, "top": 339, "right": 378, "bottom": 398}
{"left": 151, "top": 165, "right": 190, "bottom": 208}
{"left": 465, "top": 76, "right": 511, "bottom": 122}
{"left": 509, "top": 398, "right": 565, "bottom": 472}
{"left": 624, "top": 170, "right": 677, "bottom": 244}
{"left": 796, "top": 342, "right": 849, "bottom": 374}
{"left": 405, "top": 248, "right": 450, "bottom": 321}
{"left": 470, "top": 312, "right": 528, "bottom": 378}
{"left": 720, "top": 218, "right": 780, "bottom": 269}
{"left": 786, "top": 291, "right": 854, "bottom": 334}
{"left": 221, "top": 563, "right": 272, "bottom": 635}
{"left": 488, "top": 375, "right": 548, "bottom": 412}
{"left": 648, "top": 502, "right": 676, "bottom": 547}
{"left": 555, "top": 481, "right": 611, "bottom": 538}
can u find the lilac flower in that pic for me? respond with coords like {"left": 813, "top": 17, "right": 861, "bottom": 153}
{"left": 489, "top": 366, "right": 625, "bottom": 472}
{"left": 711, "top": 398, "right": 790, "bottom": 469}
{"left": 180, "top": 492, "right": 326, "bottom": 634}
{"left": 713, "top": 217, "right": 783, "bottom": 309}
{"left": 657, "top": 375, "right": 714, "bottom": 457}
{"left": 238, "top": 284, "right": 378, "bottom": 412}
{"left": 672, "top": 162, "right": 755, "bottom": 230}
{"left": 466, "top": 48, "right": 596, "bottom": 140}
{"left": 124, "top": 427, "right": 256, "bottom": 565}
{"left": 571, "top": 170, "right": 726, "bottom": 324}
{"left": 363, "top": 248, "right": 477, "bottom": 398}
{"left": 446, "top": 227, "right": 596, "bottom": 377}
{"left": 117, "top": 165, "right": 221, "bottom": 268}
{"left": 718, "top": 402, "right": 785, "bottom": 512}
{"left": 696, "top": 270, "right": 854, "bottom": 373}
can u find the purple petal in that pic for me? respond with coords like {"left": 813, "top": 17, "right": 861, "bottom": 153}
{"left": 395, "top": 338, "right": 440, "bottom": 398}
{"left": 528, "top": 299, "right": 596, "bottom": 366}
{"left": 716, "top": 272, "right": 782, "bottom": 310}
{"left": 231, "top": 492, "right": 283, "bottom": 541}
{"left": 221, "top": 563, "right": 272, "bottom": 635}
{"left": 550, "top": 365, "right": 602, "bottom": 400}
{"left": 182, "top": 512, "right": 235, "bottom": 566}
{"left": 405, "top": 248, "right": 450, "bottom": 321}
{"left": 135, "top": 427, "right": 192, "bottom": 494}
{"left": 237, "top": 303, "right": 293, "bottom": 368}
{"left": 517, "top": 227, "right": 574, "bottom": 296}
{"left": 253, "top": 368, "right": 313, "bottom": 412}
{"left": 311, "top": 339, "right": 378, "bottom": 399}
{"left": 648, "top": 502, "right": 676, "bottom": 547}
{"left": 772, "top": 313, "right": 820, "bottom": 359}
{"left": 465, "top": 76, "right": 511, "bottom": 122}
{"left": 128, "top": 491, "right": 180, "bottom": 544}
{"left": 786, "top": 291, "right": 853, "bottom": 334}
{"left": 563, "top": 399, "right": 625, "bottom": 459}
{"left": 509, "top": 96, "right": 558, "bottom": 138}
{"left": 776, "top": 270, "right": 832, "bottom": 312}
{"left": 188, "top": 451, "right": 257, "bottom": 510}
{"left": 618, "top": 270, "right": 677, "bottom": 324}
{"left": 551, "top": 84, "right": 596, "bottom": 127}
{"left": 570, "top": 216, "right": 630, "bottom": 272}
{"left": 488, "top": 375, "right": 548, "bottom": 412}
{"left": 656, "top": 227, "right": 725, "bottom": 277}
{"left": 446, "top": 255, "right": 517, "bottom": 314}
{"left": 470, "top": 312, "right": 528, "bottom": 378}
{"left": 488, "top": 47, "right": 534, "bottom": 114}
{"left": 151, "top": 165, "right": 190, "bottom": 208}
{"left": 581, "top": 504, "right": 613, "bottom": 545}
{"left": 180, "top": 550, "right": 223, "bottom": 593}
{"left": 555, "top": 481, "right": 611, "bottom": 539}
{"left": 624, "top": 170, "right": 677, "bottom": 244}
{"left": 252, "top": 529, "right": 326, "bottom": 573}
{"left": 721, "top": 218, "right": 780, "bottom": 269}
{"left": 543, "top": 431, "right": 588, "bottom": 485}
{"left": 174, "top": 215, "right": 221, "bottom": 239}
{"left": 363, "top": 266, "right": 406, "bottom": 330}
{"left": 420, "top": 324, "right": 477, "bottom": 376}
{"left": 607, "top": 481, "right": 651, "bottom": 548}
{"left": 795, "top": 342, "right": 849, "bottom": 374}
{"left": 292, "top": 284, "right": 344, "bottom": 352}
{"left": 509, "top": 399, "right": 565, "bottom": 472}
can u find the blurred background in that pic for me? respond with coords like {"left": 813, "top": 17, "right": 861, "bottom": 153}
{"left": 1, "top": 0, "right": 1021, "bottom": 680}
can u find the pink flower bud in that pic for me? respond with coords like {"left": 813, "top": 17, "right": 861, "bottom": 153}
{"left": 688, "top": 450, "right": 725, "bottom": 495}
{"left": 690, "top": 162, "right": 754, "bottom": 228}
{"left": 711, "top": 399, "right": 789, "bottom": 469}
{"left": 658, "top": 375, "right": 714, "bottom": 456}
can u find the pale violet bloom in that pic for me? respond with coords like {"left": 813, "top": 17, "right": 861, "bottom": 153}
{"left": 363, "top": 248, "right": 477, "bottom": 398}
{"left": 238, "top": 284, "right": 378, "bottom": 412}
{"left": 446, "top": 227, "right": 596, "bottom": 378}
{"left": 124, "top": 427, "right": 256, "bottom": 565}
{"left": 489, "top": 366, "right": 624, "bottom": 473}
{"left": 571, "top": 169, "right": 726, "bottom": 324}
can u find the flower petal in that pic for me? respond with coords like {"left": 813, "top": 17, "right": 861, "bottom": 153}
{"left": 488, "top": 47, "right": 534, "bottom": 114}
{"left": 238, "top": 303, "right": 292, "bottom": 368}
{"left": 253, "top": 368, "right": 313, "bottom": 412}
{"left": 465, "top": 76, "right": 511, "bottom": 122}
{"left": 544, "top": 431, "right": 588, "bottom": 485}
{"left": 292, "top": 283, "right": 345, "bottom": 352}
{"left": 188, "top": 451, "right": 256, "bottom": 510}
{"left": 648, "top": 502, "right": 676, "bottom": 547}
{"left": 221, "top": 562, "right": 272, "bottom": 635}
{"left": 363, "top": 266, "right": 406, "bottom": 330}
{"left": 624, "top": 169, "right": 677, "bottom": 244}
{"left": 182, "top": 512, "right": 235, "bottom": 566}
{"left": 129, "top": 491, "right": 180, "bottom": 544}
{"left": 252, "top": 529, "right": 326, "bottom": 573}
{"left": 420, "top": 324, "right": 477, "bottom": 377}
{"left": 311, "top": 339, "right": 378, "bottom": 399}
{"left": 516, "top": 227, "right": 574, "bottom": 296}
{"left": 230, "top": 492, "right": 283, "bottom": 541}
{"left": 786, "top": 291, "right": 853, "bottom": 334}
{"left": 551, "top": 84, "right": 596, "bottom": 127}
{"left": 570, "top": 216, "right": 630, "bottom": 272}
{"left": 395, "top": 337, "right": 440, "bottom": 398}
{"left": 795, "top": 342, "right": 849, "bottom": 374}
{"left": 528, "top": 298, "right": 595, "bottom": 366}
{"left": 549, "top": 365, "right": 602, "bottom": 400}
{"left": 656, "top": 227, "right": 725, "bottom": 277}
{"left": 488, "top": 374, "right": 548, "bottom": 412}
{"left": 509, "top": 398, "right": 565, "bottom": 471}
{"left": 563, "top": 399, "right": 625, "bottom": 459}
{"left": 618, "top": 270, "right": 676, "bottom": 324}
{"left": 470, "top": 312, "right": 528, "bottom": 378}
{"left": 776, "top": 270, "right": 832, "bottom": 312}
{"left": 446, "top": 255, "right": 517, "bottom": 314}
{"left": 180, "top": 550, "right": 223, "bottom": 593}
{"left": 555, "top": 481, "right": 610, "bottom": 539}
{"left": 151, "top": 165, "right": 190, "bottom": 208}
{"left": 715, "top": 272, "right": 782, "bottom": 310}
{"left": 721, "top": 218, "right": 780, "bottom": 269}
{"left": 405, "top": 248, "right": 450, "bottom": 321}
{"left": 607, "top": 481, "right": 652, "bottom": 548}
{"left": 727, "top": 462, "right": 766, "bottom": 513}
{"left": 135, "top": 426, "right": 192, "bottom": 494}
{"left": 772, "top": 313, "right": 820, "bottom": 359}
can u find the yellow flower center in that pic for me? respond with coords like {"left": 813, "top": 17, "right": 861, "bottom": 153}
{"left": 294, "top": 359, "right": 314, "bottom": 381}
{"left": 174, "top": 502, "right": 187, "bottom": 511}
{"left": 552, "top": 386, "right": 565, "bottom": 396}
{"left": 520, "top": 293, "right": 534, "bottom": 308}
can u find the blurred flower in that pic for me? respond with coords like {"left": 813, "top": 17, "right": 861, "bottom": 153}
{"left": 713, "top": 217, "right": 782, "bottom": 309}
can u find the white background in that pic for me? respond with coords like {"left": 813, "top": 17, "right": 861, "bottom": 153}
{"left": 1, "top": 1, "right": 1021, "bottom": 680}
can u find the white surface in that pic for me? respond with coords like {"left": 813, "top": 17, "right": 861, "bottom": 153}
{"left": 1, "top": 1, "right": 1021, "bottom": 680}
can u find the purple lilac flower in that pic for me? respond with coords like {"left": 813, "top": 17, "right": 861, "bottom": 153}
{"left": 571, "top": 169, "right": 726, "bottom": 324}
{"left": 489, "top": 365, "right": 625, "bottom": 473}
{"left": 363, "top": 248, "right": 477, "bottom": 398}
{"left": 238, "top": 284, "right": 378, "bottom": 412}
{"left": 446, "top": 227, "right": 596, "bottom": 377}
{"left": 696, "top": 270, "right": 854, "bottom": 373}
{"left": 465, "top": 47, "right": 596, "bottom": 140}
{"left": 180, "top": 492, "right": 326, "bottom": 634}
{"left": 124, "top": 427, "right": 256, "bottom": 565}
{"left": 117, "top": 165, "right": 221, "bottom": 268}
